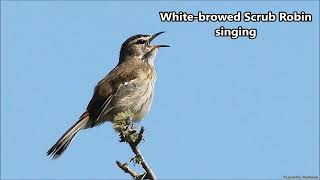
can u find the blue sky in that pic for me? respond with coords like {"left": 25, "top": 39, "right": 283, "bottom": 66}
{"left": 1, "top": 1, "right": 319, "bottom": 179}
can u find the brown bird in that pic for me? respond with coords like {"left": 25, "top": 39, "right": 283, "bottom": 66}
{"left": 47, "top": 32, "right": 169, "bottom": 159}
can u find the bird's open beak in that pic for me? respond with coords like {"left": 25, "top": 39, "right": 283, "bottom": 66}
{"left": 149, "top": 31, "right": 170, "bottom": 48}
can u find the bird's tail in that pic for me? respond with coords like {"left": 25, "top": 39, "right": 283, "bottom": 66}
{"left": 47, "top": 113, "right": 89, "bottom": 159}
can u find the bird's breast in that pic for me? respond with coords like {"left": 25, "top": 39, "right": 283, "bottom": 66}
{"left": 112, "top": 66, "right": 156, "bottom": 121}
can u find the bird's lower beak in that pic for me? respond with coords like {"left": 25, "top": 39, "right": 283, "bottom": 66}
{"left": 155, "top": 45, "right": 170, "bottom": 48}
{"left": 149, "top": 31, "right": 170, "bottom": 48}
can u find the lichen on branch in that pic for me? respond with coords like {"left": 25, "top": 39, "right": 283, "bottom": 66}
{"left": 113, "top": 110, "right": 157, "bottom": 180}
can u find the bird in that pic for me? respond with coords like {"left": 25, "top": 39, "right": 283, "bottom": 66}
{"left": 47, "top": 32, "right": 169, "bottom": 159}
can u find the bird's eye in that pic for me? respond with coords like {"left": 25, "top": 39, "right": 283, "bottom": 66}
{"left": 136, "top": 39, "right": 146, "bottom": 44}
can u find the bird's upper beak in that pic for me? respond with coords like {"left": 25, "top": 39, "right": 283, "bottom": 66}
{"left": 149, "top": 31, "right": 170, "bottom": 48}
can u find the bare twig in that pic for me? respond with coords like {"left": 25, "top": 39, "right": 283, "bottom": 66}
{"left": 129, "top": 127, "right": 157, "bottom": 180}
{"left": 114, "top": 111, "right": 157, "bottom": 180}
{"left": 116, "top": 161, "right": 139, "bottom": 178}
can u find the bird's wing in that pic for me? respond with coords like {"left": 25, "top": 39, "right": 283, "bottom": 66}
{"left": 86, "top": 62, "right": 140, "bottom": 126}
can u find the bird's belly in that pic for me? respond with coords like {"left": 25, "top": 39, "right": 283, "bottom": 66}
{"left": 132, "top": 91, "right": 153, "bottom": 121}
{"left": 110, "top": 78, "right": 155, "bottom": 122}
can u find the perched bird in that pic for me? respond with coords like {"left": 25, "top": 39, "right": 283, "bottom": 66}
{"left": 47, "top": 32, "right": 169, "bottom": 159}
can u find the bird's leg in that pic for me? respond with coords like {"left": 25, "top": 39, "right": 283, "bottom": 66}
{"left": 130, "top": 121, "right": 135, "bottom": 129}
{"left": 125, "top": 115, "right": 132, "bottom": 127}
{"left": 126, "top": 116, "right": 136, "bottom": 134}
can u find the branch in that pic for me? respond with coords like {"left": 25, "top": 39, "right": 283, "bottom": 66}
{"left": 113, "top": 111, "right": 157, "bottom": 180}
{"left": 128, "top": 127, "right": 157, "bottom": 180}
{"left": 116, "top": 161, "right": 139, "bottom": 178}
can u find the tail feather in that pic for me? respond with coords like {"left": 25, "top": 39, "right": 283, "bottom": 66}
{"left": 47, "top": 115, "right": 89, "bottom": 159}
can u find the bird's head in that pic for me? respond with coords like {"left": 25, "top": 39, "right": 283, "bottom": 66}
{"left": 119, "top": 32, "right": 169, "bottom": 64}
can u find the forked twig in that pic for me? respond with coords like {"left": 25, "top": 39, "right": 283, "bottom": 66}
{"left": 114, "top": 111, "right": 157, "bottom": 180}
